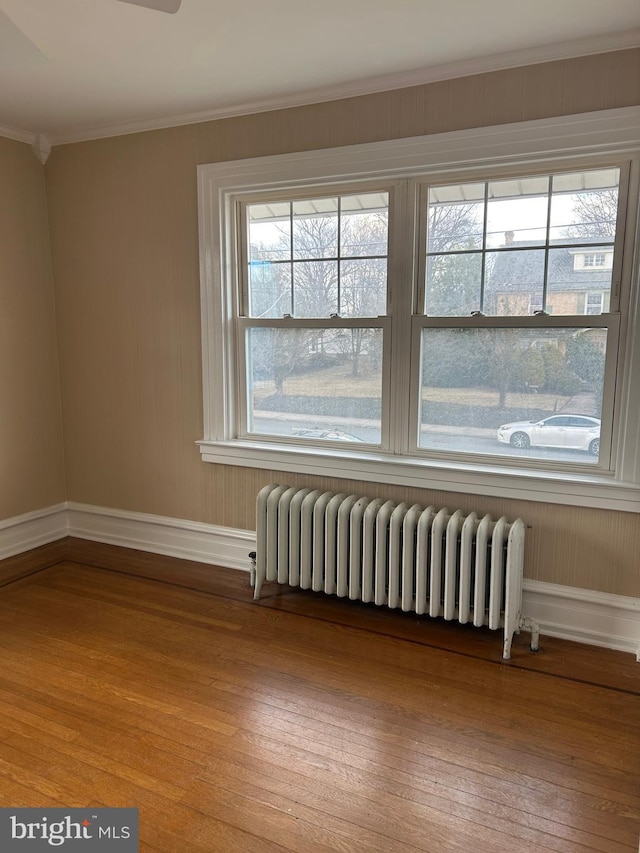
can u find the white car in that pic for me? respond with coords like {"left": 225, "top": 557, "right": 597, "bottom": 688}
{"left": 497, "top": 415, "right": 600, "bottom": 454}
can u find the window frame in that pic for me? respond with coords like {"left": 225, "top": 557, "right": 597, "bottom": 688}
{"left": 235, "top": 181, "right": 397, "bottom": 449}
{"left": 197, "top": 106, "right": 640, "bottom": 512}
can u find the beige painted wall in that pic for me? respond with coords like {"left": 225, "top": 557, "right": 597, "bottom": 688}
{"left": 0, "top": 137, "right": 66, "bottom": 518}
{"left": 45, "top": 49, "right": 640, "bottom": 596}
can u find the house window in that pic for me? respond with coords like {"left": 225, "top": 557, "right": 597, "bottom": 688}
{"left": 572, "top": 249, "right": 614, "bottom": 271}
{"left": 197, "top": 110, "right": 640, "bottom": 510}
{"left": 585, "top": 292, "right": 605, "bottom": 315}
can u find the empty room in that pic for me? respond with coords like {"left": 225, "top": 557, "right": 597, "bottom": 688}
{"left": 0, "top": 0, "right": 639, "bottom": 850}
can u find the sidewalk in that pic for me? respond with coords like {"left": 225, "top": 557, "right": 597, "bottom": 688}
{"left": 255, "top": 410, "right": 497, "bottom": 438}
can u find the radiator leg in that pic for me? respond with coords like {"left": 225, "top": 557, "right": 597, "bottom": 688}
{"left": 253, "top": 575, "right": 264, "bottom": 600}
{"left": 249, "top": 550, "right": 264, "bottom": 601}
{"left": 502, "top": 634, "right": 514, "bottom": 661}
{"left": 519, "top": 615, "right": 540, "bottom": 652}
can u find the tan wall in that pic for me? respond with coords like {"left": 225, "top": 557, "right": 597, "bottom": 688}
{"left": 0, "top": 137, "right": 66, "bottom": 518}
{"left": 45, "top": 48, "right": 640, "bottom": 596}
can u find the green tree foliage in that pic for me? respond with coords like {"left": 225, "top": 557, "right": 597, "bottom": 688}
{"left": 565, "top": 334, "right": 606, "bottom": 385}
{"left": 539, "top": 344, "right": 576, "bottom": 395}
{"left": 249, "top": 328, "right": 316, "bottom": 396}
{"left": 426, "top": 201, "right": 483, "bottom": 315}
{"left": 422, "top": 328, "right": 603, "bottom": 411}
{"left": 479, "top": 331, "right": 538, "bottom": 407}
{"left": 426, "top": 249, "right": 480, "bottom": 316}
{"left": 421, "top": 329, "right": 481, "bottom": 387}
{"left": 516, "top": 345, "right": 545, "bottom": 390}
{"left": 565, "top": 334, "right": 606, "bottom": 415}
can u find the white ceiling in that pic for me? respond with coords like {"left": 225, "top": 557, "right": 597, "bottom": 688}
{"left": 0, "top": 0, "right": 639, "bottom": 145}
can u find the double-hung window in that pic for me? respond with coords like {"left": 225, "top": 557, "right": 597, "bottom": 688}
{"left": 416, "top": 169, "right": 621, "bottom": 467}
{"left": 198, "top": 108, "right": 640, "bottom": 510}
{"left": 240, "top": 190, "right": 391, "bottom": 447}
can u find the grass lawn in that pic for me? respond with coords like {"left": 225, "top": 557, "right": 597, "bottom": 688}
{"left": 252, "top": 366, "right": 570, "bottom": 413}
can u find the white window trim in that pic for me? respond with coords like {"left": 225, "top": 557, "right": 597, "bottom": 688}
{"left": 197, "top": 106, "right": 640, "bottom": 513}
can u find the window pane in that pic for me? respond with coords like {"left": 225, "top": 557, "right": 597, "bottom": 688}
{"left": 484, "top": 249, "right": 545, "bottom": 316}
{"left": 549, "top": 168, "right": 619, "bottom": 244}
{"left": 424, "top": 168, "right": 622, "bottom": 321}
{"left": 248, "top": 203, "right": 291, "bottom": 262}
{"left": 425, "top": 252, "right": 482, "bottom": 316}
{"left": 546, "top": 247, "right": 612, "bottom": 315}
{"left": 292, "top": 198, "right": 338, "bottom": 260}
{"left": 341, "top": 193, "right": 389, "bottom": 257}
{"left": 248, "top": 260, "right": 291, "bottom": 318}
{"left": 487, "top": 176, "right": 549, "bottom": 247}
{"left": 427, "top": 183, "right": 485, "bottom": 251}
{"left": 292, "top": 260, "right": 338, "bottom": 317}
{"left": 247, "top": 327, "right": 382, "bottom": 443}
{"left": 248, "top": 192, "right": 390, "bottom": 319}
{"left": 419, "top": 327, "right": 605, "bottom": 464}
{"left": 341, "top": 258, "right": 387, "bottom": 317}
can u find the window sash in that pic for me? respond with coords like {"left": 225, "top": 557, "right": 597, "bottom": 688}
{"left": 407, "top": 312, "right": 619, "bottom": 472}
{"left": 235, "top": 316, "right": 393, "bottom": 447}
{"left": 237, "top": 184, "right": 395, "bottom": 319}
{"left": 415, "top": 163, "right": 629, "bottom": 318}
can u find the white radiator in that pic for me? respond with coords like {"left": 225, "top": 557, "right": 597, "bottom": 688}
{"left": 252, "top": 483, "right": 539, "bottom": 660}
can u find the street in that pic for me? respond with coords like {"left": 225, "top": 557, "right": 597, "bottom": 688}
{"left": 252, "top": 415, "right": 597, "bottom": 464}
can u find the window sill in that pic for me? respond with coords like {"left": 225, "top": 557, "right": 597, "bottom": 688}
{"left": 197, "top": 439, "right": 640, "bottom": 513}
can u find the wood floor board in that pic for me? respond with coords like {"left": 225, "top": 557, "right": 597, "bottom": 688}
{"left": 0, "top": 556, "right": 637, "bottom": 851}
{"left": 194, "top": 744, "right": 636, "bottom": 853}
{"left": 187, "top": 773, "right": 498, "bottom": 853}
{"left": 2, "top": 572, "right": 633, "bottom": 800}
{"left": 5, "top": 590, "right": 637, "bottom": 791}
{"left": 0, "top": 732, "right": 287, "bottom": 853}
{"left": 183, "top": 783, "right": 397, "bottom": 853}
{"left": 26, "top": 566, "right": 640, "bottom": 730}
{"left": 2, "top": 568, "right": 636, "bottom": 788}
{"left": 62, "top": 538, "right": 640, "bottom": 692}
{"left": 40, "top": 564, "right": 640, "bottom": 714}
{"left": 0, "top": 540, "right": 69, "bottom": 587}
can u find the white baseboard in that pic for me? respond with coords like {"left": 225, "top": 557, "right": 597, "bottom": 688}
{"left": 3, "top": 502, "right": 639, "bottom": 659}
{"left": 522, "top": 580, "right": 640, "bottom": 659}
{"left": 0, "top": 503, "right": 68, "bottom": 560}
{"left": 67, "top": 502, "right": 254, "bottom": 573}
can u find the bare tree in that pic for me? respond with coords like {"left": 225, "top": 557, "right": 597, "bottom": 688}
{"left": 426, "top": 202, "right": 483, "bottom": 315}
{"left": 268, "top": 210, "right": 388, "bottom": 378}
{"left": 428, "top": 202, "right": 482, "bottom": 253}
{"left": 289, "top": 216, "right": 339, "bottom": 317}
{"left": 566, "top": 189, "right": 618, "bottom": 240}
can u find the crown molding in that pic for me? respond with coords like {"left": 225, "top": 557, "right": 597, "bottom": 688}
{"left": 0, "top": 123, "right": 37, "bottom": 145}
{"left": 31, "top": 132, "right": 51, "bottom": 164}
{"left": 0, "top": 126, "right": 52, "bottom": 165}
{"left": 48, "top": 28, "right": 640, "bottom": 146}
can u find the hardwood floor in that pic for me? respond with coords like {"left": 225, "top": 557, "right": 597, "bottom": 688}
{"left": 0, "top": 550, "right": 638, "bottom": 852}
